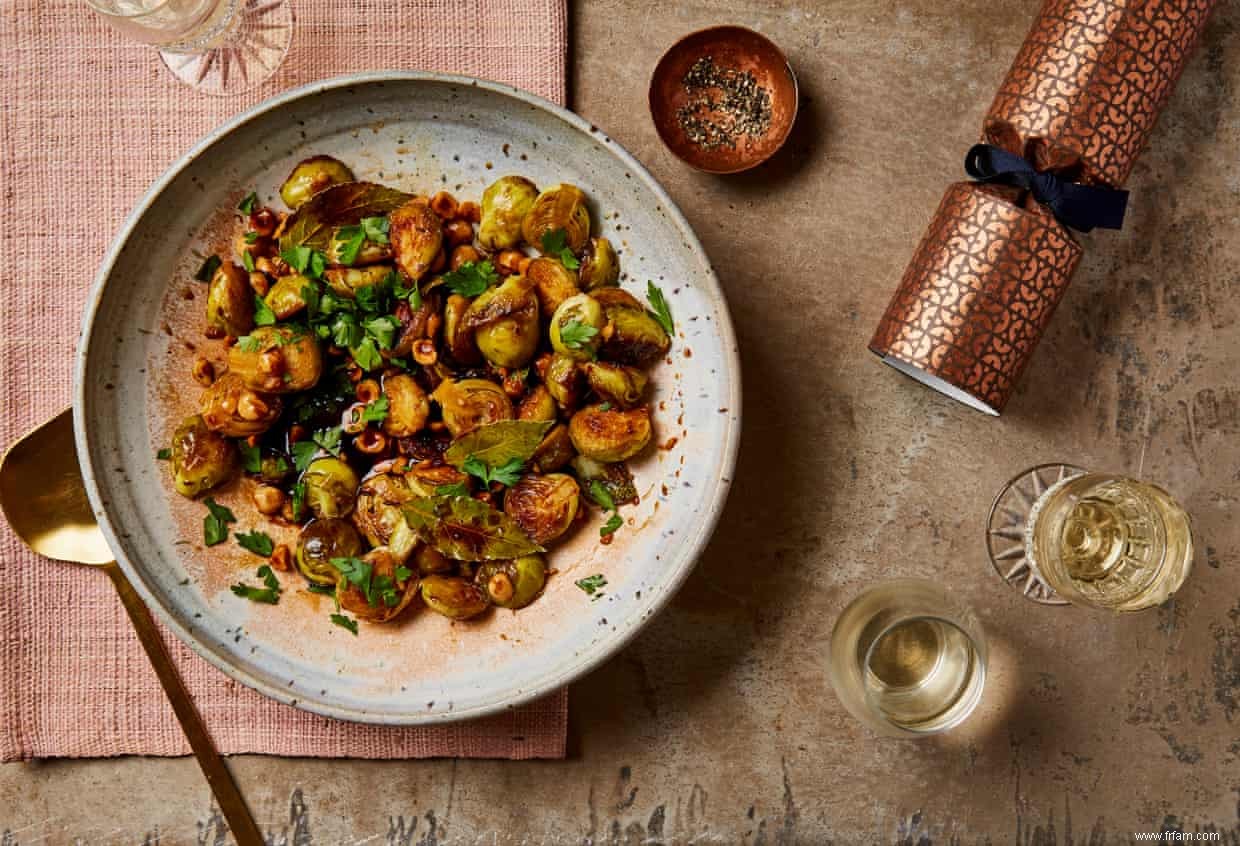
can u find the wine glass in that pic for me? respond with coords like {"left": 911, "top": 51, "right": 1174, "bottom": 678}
{"left": 986, "top": 464, "right": 1194, "bottom": 610}
{"left": 82, "top": 0, "right": 294, "bottom": 96}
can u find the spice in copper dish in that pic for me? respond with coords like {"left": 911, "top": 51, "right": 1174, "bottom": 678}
{"left": 675, "top": 56, "right": 773, "bottom": 151}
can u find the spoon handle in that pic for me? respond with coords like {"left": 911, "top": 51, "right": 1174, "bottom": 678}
{"left": 104, "top": 561, "right": 263, "bottom": 845}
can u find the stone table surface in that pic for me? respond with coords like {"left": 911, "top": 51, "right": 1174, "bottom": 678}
{"left": 4, "top": 0, "right": 1239, "bottom": 842}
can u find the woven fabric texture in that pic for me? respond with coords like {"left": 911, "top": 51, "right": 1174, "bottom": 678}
{"left": 0, "top": 0, "right": 568, "bottom": 762}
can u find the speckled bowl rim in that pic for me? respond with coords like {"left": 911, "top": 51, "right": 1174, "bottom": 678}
{"left": 73, "top": 71, "right": 743, "bottom": 726}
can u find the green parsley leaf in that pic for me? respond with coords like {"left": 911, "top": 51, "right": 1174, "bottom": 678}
{"left": 332, "top": 556, "right": 375, "bottom": 604}
{"left": 362, "top": 315, "right": 400, "bottom": 350}
{"left": 236, "top": 530, "right": 275, "bottom": 557}
{"left": 241, "top": 250, "right": 255, "bottom": 272}
{"left": 253, "top": 294, "right": 277, "bottom": 327}
{"left": 588, "top": 480, "right": 617, "bottom": 512}
{"left": 462, "top": 455, "right": 524, "bottom": 488}
{"left": 300, "top": 282, "right": 321, "bottom": 316}
{"left": 156, "top": 448, "right": 172, "bottom": 460}
{"left": 361, "top": 216, "right": 390, "bottom": 244}
{"left": 598, "top": 401, "right": 613, "bottom": 412}
{"left": 195, "top": 254, "right": 222, "bottom": 282}
{"left": 281, "top": 245, "right": 328, "bottom": 279}
{"left": 243, "top": 230, "right": 259, "bottom": 244}
{"left": 354, "top": 279, "right": 391, "bottom": 315}
{"left": 395, "top": 566, "right": 413, "bottom": 582}
{"left": 330, "top": 613, "right": 359, "bottom": 635}
{"left": 390, "top": 271, "right": 422, "bottom": 309}
{"left": 331, "top": 314, "right": 364, "bottom": 349}
{"left": 291, "top": 440, "right": 319, "bottom": 473}
{"left": 646, "top": 281, "right": 674, "bottom": 335}
{"left": 351, "top": 336, "right": 384, "bottom": 371}
{"left": 259, "top": 564, "right": 280, "bottom": 591}
{"left": 435, "top": 481, "right": 471, "bottom": 498}
{"left": 334, "top": 225, "right": 366, "bottom": 266}
{"left": 290, "top": 481, "right": 307, "bottom": 521}
{"left": 361, "top": 395, "right": 389, "bottom": 424}
{"left": 441, "top": 260, "right": 497, "bottom": 297}
{"left": 307, "top": 583, "right": 336, "bottom": 596}
{"left": 600, "top": 513, "right": 623, "bottom": 537}
{"left": 237, "top": 440, "right": 260, "bottom": 473}
{"left": 237, "top": 191, "right": 258, "bottom": 215}
{"left": 230, "top": 582, "right": 280, "bottom": 604}
{"left": 313, "top": 426, "right": 342, "bottom": 457}
{"left": 558, "top": 320, "right": 598, "bottom": 350}
{"left": 575, "top": 574, "right": 607, "bottom": 596}
{"left": 235, "top": 334, "right": 259, "bottom": 353}
{"left": 541, "top": 229, "right": 580, "bottom": 270}
{"left": 203, "top": 497, "right": 236, "bottom": 547}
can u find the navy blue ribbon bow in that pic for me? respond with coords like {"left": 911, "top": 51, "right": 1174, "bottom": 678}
{"left": 964, "top": 144, "right": 1128, "bottom": 233}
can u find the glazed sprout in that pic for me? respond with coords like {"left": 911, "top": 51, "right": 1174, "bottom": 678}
{"left": 526, "top": 256, "right": 581, "bottom": 317}
{"left": 544, "top": 354, "right": 585, "bottom": 411}
{"left": 200, "top": 372, "right": 284, "bottom": 437}
{"left": 380, "top": 372, "right": 430, "bottom": 438}
{"left": 205, "top": 261, "right": 255, "bottom": 338}
{"left": 279, "top": 155, "right": 355, "bottom": 210}
{"left": 442, "top": 293, "right": 481, "bottom": 365}
{"left": 478, "top": 175, "right": 538, "bottom": 251}
{"left": 227, "top": 324, "right": 323, "bottom": 394}
{"left": 170, "top": 414, "right": 237, "bottom": 498}
{"left": 389, "top": 198, "right": 443, "bottom": 280}
{"left": 578, "top": 236, "right": 620, "bottom": 290}
{"left": 530, "top": 422, "right": 575, "bottom": 473}
{"left": 582, "top": 361, "right": 648, "bottom": 409}
{"left": 517, "top": 385, "right": 557, "bottom": 422}
{"left": 431, "top": 377, "right": 514, "bottom": 438}
{"left": 593, "top": 288, "right": 672, "bottom": 368}
{"left": 568, "top": 403, "right": 652, "bottom": 462}
{"left": 463, "top": 274, "right": 540, "bottom": 369}
{"left": 549, "top": 293, "right": 606, "bottom": 361}
{"left": 352, "top": 472, "right": 419, "bottom": 562}
{"left": 415, "top": 543, "right": 453, "bottom": 576}
{"left": 296, "top": 517, "right": 364, "bottom": 587}
{"left": 420, "top": 574, "right": 490, "bottom": 620}
{"left": 476, "top": 555, "right": 547, "bottom": 609}
{"left": 264, "top": 273, "right": 313, "bottom": 320}
{"left": 522, "top": 183, "right": 590, "bottom": 252}
{"left": 323, "top": 265, "right": 391, "bottom": 299}
{"left": 503, "top": 474, "right": 580, "bottom": 545}
{"left": 337, "top": 547, "right": 419, "bottom": 623}
{"left": 301, "top": 457, "right": 360, "bottom": 519}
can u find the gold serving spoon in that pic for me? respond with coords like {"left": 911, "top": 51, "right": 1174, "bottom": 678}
{"left": 0, "top": 409, "right": 262, "bottom": 845}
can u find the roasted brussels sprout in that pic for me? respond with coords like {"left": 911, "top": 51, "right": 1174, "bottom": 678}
{"left": 352, "top": 472, "right": 418, "bottom": 562}
{"left": 421, "top": 575, "right": 490, "bottom": 620}
{"left": 337, "top": 547, "right": 419, "bottom": 623}
{"left": 517, "top": 385, "right": 557, "bottom": 422}
{"left": 571, "top": 454, "right": 638, "bottom": 506}
{"left": 264, "top": 273, "right": 313, "bottom": 320}
{"left": 415, "top": 543, "right": 453, "bottom": 576}
{"left": 463, "top": 274, "right": 540, "bottom": 368}
{"left": 431, "top": 378, "right": 514, "bottom": 437}
{"left": 323, "top": 265, "right": 391, "bottom": 299}
{"left": 569, "top": 404, "right": 652, "bottom": 462}
{"left": 544, "top": 354, "right": 585, "bottom": 411}
{"left": 479, "top": 175, "right": 538, "bottom": 251}
{"left": 442, "top": 293, "right": 481, "bottom": 365}
{"left": 227, "top": 324, "right": 323, "bottom": 393}
{"left": 583, "top": 361, "right": 648, "bottom": 409}
{"left": 530, "top": 423, "right": 575, "bottom": 472}
{"left": 549, "top": 294, "right": 605, "bottom": 360}
{"left": 578, "top": 236, "right": 620, "bottom": 290}
{"left": 503, "top": 474, "right": 580, "bottom": 545}
{"left": 200, "top": 372, "right": 283, "bottom": 437}
{"left": 526, "top": 256, "right": 581, "bottom": 317}
{"left": 205, "top": 261, "right": 254, "bottom": 338}
{"left": 389, "top": 199, "right": 443, "bottom": 280}
{"left": 405, "top": 462, "right": 470, "bottom": 498}
{"left": 296, "top": 517, "right": 364, "bottom": 587}
{"left": 476, "top": 555, "right": 547, "bottom": 609}
{"left": 593, "top": 288, "right": 672, "bottom": 367}
{"left": 280, "top": 155, "right": 355, "bottom": 209}
{"left": 302, "top": 457, "right": 360, "bottom": 519}
{"left": 522, "top": 183, "right": 590, "bottom": 252}
{"left": 170, "top": 414, "right": 237, "bottom": 497}
{"left": 380, "top": 372, "right": 430, "bottom": 438}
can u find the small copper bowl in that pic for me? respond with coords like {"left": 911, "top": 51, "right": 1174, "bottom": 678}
{"left": 649, "top": 26, "right": 798, "bottom": 174}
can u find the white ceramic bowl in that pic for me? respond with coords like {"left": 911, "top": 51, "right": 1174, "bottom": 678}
{"left": 75, "top": 73, "right": 740, "bottom": 724}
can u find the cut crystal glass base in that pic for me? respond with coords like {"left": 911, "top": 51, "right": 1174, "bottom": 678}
{"left": 159, "top": 0, "right": 293, "bottom": 96}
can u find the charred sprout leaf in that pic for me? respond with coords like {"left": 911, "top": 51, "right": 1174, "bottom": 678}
{"left": 646, "top": 281, "right": 674, "bottom": 336}
{"left": 575, "top": 574, "right": 607, "bottom": 597}
{"left": 443, "top": 420, "right": 553, "bottom": 469}
{"left": 203, "top": 498, "right": 236, "bottom": 546}
{"left": 361, "top": 216, "right": 390, "bottom": 244}
{"left": 462, "top": 456, "right": 524, "bottom": 488}
{"left": 403, "top": 495, "right": 544, "bottom": 561}
{"left": 282, "top": 182, "right": 412, "bottom": 253}
{"left": 435, "top": 481, "right": 470, "bottom": 498}
{"left": 558, "top": 320, "right": 598, "bottom": 351}
{"left": 237, "top": 191, "right": 258, "bottom": 215}
{"left": 236, "top": 529, "right": 275, "bottom": 557}
{"left": 330, "top": 613, "right": 358, "bottom": 634}
{"left": 156, "top": 448, "right": 172, "bottom": 460}
{"left": 361, "top": 395, "right": 389, "bottom": 424}
{"left": 195, "top": 254, "right": 222, "bottom": 282}
{"left": 253, "top": 295, "right": 277, "bottom": 327}
{"left": 541, "top": 229, "right": 580, "bottom": 270}
{"left": 442, "top": 260, "right": 497, "bottom": 297}
{"left": 601, "top": 513, "right": 623, "bottom": 537}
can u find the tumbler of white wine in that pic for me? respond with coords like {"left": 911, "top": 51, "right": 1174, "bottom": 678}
{"left": 986, "top": 464, "right": 1193, "bottom": 610}
{"left": 827, "top": 579, "right": 987, "bottom": 737}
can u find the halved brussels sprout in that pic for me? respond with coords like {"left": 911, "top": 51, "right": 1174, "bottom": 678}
{"left": 380, "top": 373, "right": 430, "bottom": 438}
{"left": 170, "top": 414, "right": 237, "bottom": 498}
{"left": 593, "top": 288, "right": 672, "bottom": 367}
{"left": 264, "top": 274, "right": 313, "bottom": 320}
{"left": 405, "top": 462, "right": 470, "bottom": 498}
{"left": 530, "top": 423, "right": 575, "bottom": 472}
{"left": 389, "top": 199, "right": 443, "bottom": 280}
{"left": 475, "top": 555, "right": 547, "bottom": 610}
{"left": 479, "top": 175, "right": 538, "bottom": 251}
{"left": 205, "top": 261, "right": 254, "bottom": 338}
{"left": 352, "top": 472, "right": 418, "bottom": 562}
{"left": 280, "top": 156, "right": 355, "bottom": 210}
{"left": 431, "top": 378, "right": 514, "bottom": 438}
{"left": 525, "top": 257, "right": 580, "bottom": 317}
{"left": 544, "top": 354, "right": 585, "bottom": 411}
{"left": 517, "top": 385, "right": 557, "bottom": 422}
{"left": 583, "top": 361, "right": 648, "bottom": 408}
{"left": 296, "top": 517, "right": 363, "bottom": 586}
{"left": 522, "top": 183, "right": 590, "bottom": 252}
{"left": 337, "top": 547, "right": 419, "bottom": 623}
{"left": 549, "top": 294, "right": 605, "bottom": 361}
{"left": 503, "top": 474, "right": 579, "bottom": 545}
{"left": 415, "top": 543, "right": 453, "bottom": 576}
{"left": 571, "top": 454, "right": 638, "bottom": 506}
{"left": 323, "top": 265, "right": 391, "bottom": 299}
{"left": 568, "top": 404, "right": 652, "bottom": 462}
{"left": 200, "top": 372, "right": 283, "bottom": 437}
{"left": 227, "top": 325, "right": 323, "bottom": 393}
{"left": 463, "top": 274, "right": 540, "bottom": 369}
{"left": 443, "top": 293, "right": 481, "bottom": 365}
{"left": 421, "top": 575, "right": 490, "bottom": 620}
{"left": 302, "top": 457, "right": 360, "bottom": 519}
{"left": 578, "top": 236, "right": 620, "bottom": 290}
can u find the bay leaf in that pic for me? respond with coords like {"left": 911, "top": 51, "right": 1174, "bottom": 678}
{"left": 281, "top": 182, "right": 412, "bottom": 252}
{"left": 403, "top": 495, "right": 544, "bottom": 561}
{"left": 444, "top": 420, "right": 554, "bottom": 469}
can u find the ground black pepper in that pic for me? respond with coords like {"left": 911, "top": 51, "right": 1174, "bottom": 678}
{"left": 675, "top": 56, "right": 773, "bottom": 151}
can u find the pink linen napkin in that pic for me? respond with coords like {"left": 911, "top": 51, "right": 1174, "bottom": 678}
{"left": 0, "top": 0, "right": 568, "bottom": 761}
